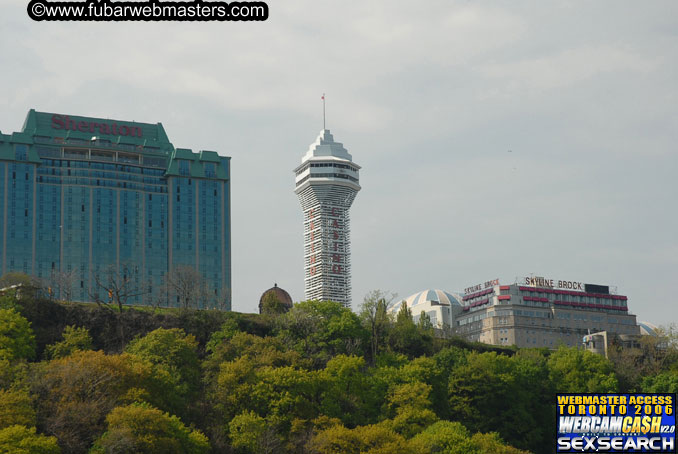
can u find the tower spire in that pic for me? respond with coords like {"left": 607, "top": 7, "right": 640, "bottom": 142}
{"left": 322, "top": 93, "right": 326, "bottom": 130}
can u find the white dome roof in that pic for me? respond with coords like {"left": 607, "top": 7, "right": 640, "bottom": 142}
{"left": 403, "top": 289, "right": 462, "bottom": 308}
{"left": 638, "top": 321, "right": 661, "bottom": 336}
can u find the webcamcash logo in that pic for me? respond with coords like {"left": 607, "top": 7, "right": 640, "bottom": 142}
{"left": 557, "top": 394, "right": 676, "bottom": 453}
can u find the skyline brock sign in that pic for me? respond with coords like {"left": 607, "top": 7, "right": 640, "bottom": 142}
{"left": 51, "top": 114, "right": 143, "bottom": 138}
{"left": 525, "top": 276, "right": 584, "bottom": 291}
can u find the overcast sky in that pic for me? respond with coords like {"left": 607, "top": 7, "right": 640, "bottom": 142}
{"left": 1, "top": 1, "right": 676, "bottom": 325}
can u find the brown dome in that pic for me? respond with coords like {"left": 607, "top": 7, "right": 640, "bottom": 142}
{"left": 258, "top": 283, "right": 293, "bottom": 314}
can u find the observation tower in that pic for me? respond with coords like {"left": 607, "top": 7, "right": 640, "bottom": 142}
{"left": 294, "top": 126, "right": 360, "bottom": 308}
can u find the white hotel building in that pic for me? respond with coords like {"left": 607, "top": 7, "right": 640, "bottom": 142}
{"left": 294, "top": 129, "right": 360, "bottom": 308}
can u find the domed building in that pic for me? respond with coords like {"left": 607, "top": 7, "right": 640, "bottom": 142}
{"left": 638, "top": 321, "right": 661, "bottom": 337}
{"left": 258, "top": 283, "right": 294, "bottom": 314}
{"left": 389, "top": 289, "right": 463, "bottom": 330}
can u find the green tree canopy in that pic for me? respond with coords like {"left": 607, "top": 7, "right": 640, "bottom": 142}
{"left": 0, "top": 389, "right": 35, "bottom": 430}
{"left": 90, "top": 402, "right": 209, "bottom": 454}
{"left": 307, "top": 423, "right": 411, "bottom": 454}
{"left": 229, "top": 410, "right": 281, "bottom": 454}
{"left": 448, "top": 350, "right": 552, "bottom": 454}
{"left": 30, "top": 350, "right": 173, "bottom": 453}
{"left": 408, "top": 421, "right": 476, "bottom": 454}
{"left": 318, "top": 355, "right": 377, "bottom": 426}
{"left": 0, "top": 308, "right": 36, "bottom": 362}
{"left": 388, "top": 303, "right": 432, "bottom": 358}
{"left": 360, "top": 291, "right": 394, "bottom": 365}
{"left": 547, "top": 346, "right": 618, "bottom": 392}
{"left": 409, "top": 421, "right": 529, "bottom": 454}
{"left": 381, "top": 382, "right": 438, "bottom": 438}
{"left": 279, "top": 300, "right": 368, "bottom": 365}
{"left": 45, "top": 326, "right": 92, "bottom": 360}
{"left": 0, "top": 425, "right": 60, "bottom": 454}
{"left": 640, "top": 371, "right": 678, "bottom": 393}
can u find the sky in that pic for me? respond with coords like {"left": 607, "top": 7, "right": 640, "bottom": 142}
{"left": 1, "top": 1, "right": 676, "bottom": 325}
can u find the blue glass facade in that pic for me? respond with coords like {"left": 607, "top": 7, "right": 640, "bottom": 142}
{"left": 0, "top": 110, "right": 231, "bottom": 309}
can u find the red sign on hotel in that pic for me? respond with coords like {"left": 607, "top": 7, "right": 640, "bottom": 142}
{"left": 51, "top": 114, "right": 143, "bottom": 138}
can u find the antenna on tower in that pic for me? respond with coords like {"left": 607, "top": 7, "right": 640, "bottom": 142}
{"left": 321, "top": 93, "right": 326, "bottom": 130}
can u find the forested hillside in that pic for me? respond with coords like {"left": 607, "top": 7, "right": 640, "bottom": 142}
{"left": 0, "top": 289, "right": 676, "bottom": 454}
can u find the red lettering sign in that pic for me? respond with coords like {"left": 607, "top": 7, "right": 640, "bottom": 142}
{"left": 51, "top": 114, "right": 142, "bottom": 138}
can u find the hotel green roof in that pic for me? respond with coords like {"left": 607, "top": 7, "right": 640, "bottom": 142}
{"left": 1, "top": 110, "right": 229, "bottom": 181}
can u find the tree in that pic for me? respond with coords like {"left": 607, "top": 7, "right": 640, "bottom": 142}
{"left": 30, "top": 350, "right": 174, "bottom": 453}
{"left": 447, "top": 351, "right": 552, "bottom": 454}
{"left": 547, "top": 346, "right": 618, "bottom": 393}
{"left": 210, "top": 286, "right": 231, "bottom": 311}
{"left": 408, "top": 421, "right": 476, "bottom": 454}
{"left": 408, "top": 421, "right": 529, "bottom": 454}
{"left": 381, "top": 382, "right": 438, "bottom": 438}
{"left": 45, "top": 326, "right": 92, "bottom": 360}
{"left": 318, "top": 355, "right": 376, "bottom": 426}
{"left": 608, "top": 330, "right": 678, "bottom": 391}
{"left": 93, "top": 263, "right": 148, "bottom": 351}
{"left": 0, "top": 389, "right": 36, "bottom": 429}
{"left": 0, "top": 308, "right": 36, "bottom": 362}
{"left": 125, "top": 328, "right": 201, "bottom": 418}
{"left": 48, "top": 270, "right": 77, "bottom": 302}
{"left": 90, "top": 402, "right": 209, "bottom": 454}
{"left": 163, "top": 266, "right": 209, "bottom": 309}
{"left": 360, "top": 290, "right": 395, "bottom": 365}
{"left": 641, "top": 371, "right": 678, "bottom": 393}
{"left": 388, "top": 303, "right": 431, "bottom": 358}
{"left": 229, "top": 410, "right": 282, "bottom": 454}
{"left": 0, "top": 295, "right": 19, "bottom": 311}
{"left": 93, "top": 264, "right": 147, "bottom": 313}
{"left": 307, "top": 423, "right": 411, "bottom": 454}
{"left": 250, "top": 366, "right": 319, "bottom": 426}
{"left": 470, "top": 432, "right": 531, "bottom": 454}
{"left": 417, "top": 311, "right": 434, "bottom": 333}
{"left": 279, "top": 301, "right": 367, "bottom": 365}
{"left": 0, "top": 425, "right": 60, "bottom": 454}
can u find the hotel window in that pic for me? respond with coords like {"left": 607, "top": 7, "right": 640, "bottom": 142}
{"left": 179, "top": 160, "right": 190, "bottom": 176}
{"left": 15, "top": 145, "right": 29, "bottom": 161}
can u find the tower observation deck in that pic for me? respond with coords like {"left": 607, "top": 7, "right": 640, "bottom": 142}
{"left": 294, "top": 129, "right": 360, "bottom": 308}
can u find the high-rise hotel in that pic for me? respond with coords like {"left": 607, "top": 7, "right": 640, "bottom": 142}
{"left": 294, "top": 129, "right": 360, "bottom": 308}
{"left": 0, "top": 110, "right": 231, "bottom": 309}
